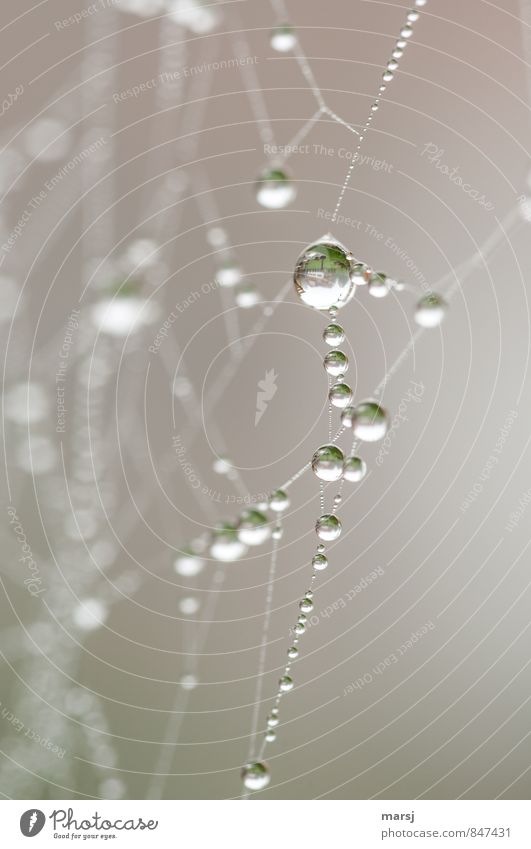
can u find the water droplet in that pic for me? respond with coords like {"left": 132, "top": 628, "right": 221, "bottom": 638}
{"left": 237, "top": 510, "right": 271, "bottom": 546}
{"left": 414, "top": 293, "right": 447, "bottom": 328}
{"left": 288, "top": 646, "right": 299, "bottom": 659}
{"left": 73, "top": 598, "right": 108, "bottom": 632}
{"left": 241, "top": 761, "right": 271, "bottom": 790}
{"left": 294, "top": 237, "right": 354, "bottom": 310}
{"left": 91, "top": 295, "right": 159, "bottom": 337}
{"left": 235, "top": 283, "right": 260, "bottom": 308}
{"left": 324, "top": 350, "right": 349, "bottom": 377}
{"left": 271, "top": 23, "right": 297, "bottom": 52}
{"left": 256, "top": 168, "right": 296, "bottom": 208}
{"left": 269, "top": 489, "right": 290, "bottom": 512}
{"left": 316, "top": 514, "right": 342, "bottom": 541}
{"left": 311, "top": 444, "right": 345, "bottom": 481}
{"left": 272, "top": 524, "right": 283, "bottom": 540}
{"left": 329, "top": 382, "right": 353, "bottom": 408}
{"left": 213, "top": 456, "right": 232, "bottom": 474}
{"left": 383, "top": 71, "right": 394, "bottom": 82}
{"left": 323, "top": 323, "right": 345, "bottom": 346}
{"left": 174, "top": 551, "right": 204, "bottom": 576}
{"left": 368, "top": 272, "right": 391, "bottom": 298}
{"left": 279, "top": 675, "right": 294, "bottom": 692}
{"left": 123, "top": 238, "right": 159, "bottom": 272}
{"left": 207, "top": 226, "right": 227, "bottom": 247}
{"left": 173, "top": 376, "right": 192, "bottom": 398}
{"left": 343, "top": 456, "right": 367, "bottom": 482}
{"left": 400, "top": 25, "right": 413, "bottom": 37}
{"left": 350, "top": 262, "right": 369, "bottom": 285}
{"left": 265, "top": 730, "right": 276, "bottom": 742}
{"left": 300, "top": 597, "right": 314, "bottom": 613}
{"left": 415, "top": 0, "right": 427, "bottom": 5}
{"left": 392, "top": 48, "right": 404, "bottom": 59}
{"left": 267, "top": 714, "right": 279, "bottom": 727}
{"left": 180, "top": 674, "right": 198, "bottom": 690}
{"left": 334, "top": 494, "right": 342, "bottom": 505}
{"left": 217, "top": 261, "right": 242, "bottom": 287}
{"left": 179, "top": 596, "right": 200, "bottom": 616}
{"left": 317, "top": 544, "right": 326, "bottom": 553}
{"left": 312, "top": 554, "right": 328, "bottom": 572}
{"left": 387, "top": 59, "right": 398, "bottom": 71}
{"left": 294, "top": 622, "right": 305, "bottom": 635}
{"left": 210, "top": 523, "right": 248, "bottom": 561}
{"left": 407, "top": 9, "right": 420, "bottom": 21}
{"left": 350, "top": 401, "right": 389, "bottom": 442}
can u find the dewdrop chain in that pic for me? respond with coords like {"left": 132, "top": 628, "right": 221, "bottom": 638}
{"left": 333, "top": 1, "right": 428, "bottom": 222}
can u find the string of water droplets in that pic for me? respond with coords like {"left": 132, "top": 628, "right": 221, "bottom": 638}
{"left": 240, "top": 0, "right": 437, "bottom": 796}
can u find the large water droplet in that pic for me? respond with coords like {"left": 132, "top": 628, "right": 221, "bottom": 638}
{"left": 324, "top": 350, "right": 349, "bottom": 377}
{"left": 316, "top": 514, "right": 342, "bottom": 541}
{"left": 311, "top": 445, "right": 345, "bottom": 481}
{"left": 329, "top": 382, "right": 353, "bottom": 408}
{"left": 348, "top": 401, "right": 389, "bottom": 442}
{"left": 294, "top": 238, "right": 354, "bottom": 310}
{"left": 343, "top": 456, "right": 367, "bottom": 482}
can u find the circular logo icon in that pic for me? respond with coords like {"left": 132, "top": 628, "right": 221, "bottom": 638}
{"left": 20, "top": 810, "right": 45, "bottom": 837}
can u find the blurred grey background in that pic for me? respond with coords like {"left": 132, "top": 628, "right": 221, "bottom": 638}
{"left": 1, "top": 0, "right": 531, "bottom": 800}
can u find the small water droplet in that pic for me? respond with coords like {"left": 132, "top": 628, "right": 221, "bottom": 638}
{"left": 323, "top": 323, "right": 345, "bottom": 346}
